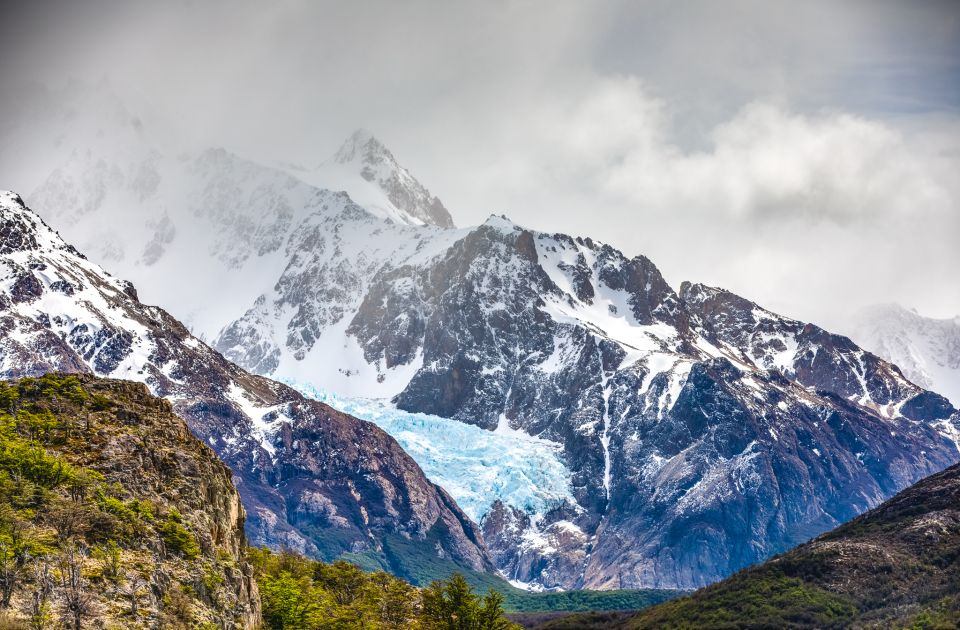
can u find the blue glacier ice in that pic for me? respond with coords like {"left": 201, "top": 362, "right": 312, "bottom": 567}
{"left": 286, "top": 381, "right": 575, "bottom": 524}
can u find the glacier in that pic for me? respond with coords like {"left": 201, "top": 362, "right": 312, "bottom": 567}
{"left": 286, "top": 381, "right": 576, "bottom": 524}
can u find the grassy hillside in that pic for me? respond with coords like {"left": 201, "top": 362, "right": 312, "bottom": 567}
{"left": 536, "top": 462, "right": 960, "bottom": 629}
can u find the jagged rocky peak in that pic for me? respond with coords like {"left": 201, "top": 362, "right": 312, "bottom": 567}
{"left": 0, "top": 191, "right": 37, "bottom": 252}
{"left": 0, "top": 190, "right": 55, "bottom": 254}
{"left": 333, "top": 127, "right": 388, "bottom": 164}
{"left": 331, "top": 128, "right": 456, "bottom": 228}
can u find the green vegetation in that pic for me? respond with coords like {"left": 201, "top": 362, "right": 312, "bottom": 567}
{"left": 160, "top": 509, "right": 201, "bottom": 559}
{"left": 251, "top": 547, "right": 521, "bottom": 629}
{"left": 500, "top": 587, "right": 678, "bottom": 614}
{"left": 0, "top": 374, "right": 248, "bottom": 628}
{"left": 622, "top": 571, "right": 857, "bottom": 629}
{"left": 352, "top": 532, "right": 678, "bottom": 614}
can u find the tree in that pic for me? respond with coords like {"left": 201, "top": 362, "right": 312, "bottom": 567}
{"left": 374, "top": 572, "right": 418, "bottom": 630}
{"left": 56, "top": 545, "right": 94, "bottom": 630}
{"left": 159, "top": 510, "right": 200, "bottom": 559}
{"left": 45, "top": 499, "right": 91, "bottom": 545}
{"left": 0, "top": 510, "right": 33, "bottom": 609}
{"left": 123, "top": 573, "right": 148, "bottom": 619}
{"left": 93, "top": 541, "right": 122, "bottom": 584}
{"left": 0, "top": 386, "right": 19, "bottom": 416}
{"left": 314, "top": 560, "right": 367, "bottom": 607}
{"left": 28, "top": 558, "right": 53, "bottom": 630}
{"left": 422, "top": 574, "right": 520, "bottom": 630}
{"left": 259, "top": 569, "right": 329, "bottom": 630}
{"left": 477, "top": 590, "right": 514, "bottom": 630}
{"left": 422, "top": 573, "right": 479, "bottom": 629}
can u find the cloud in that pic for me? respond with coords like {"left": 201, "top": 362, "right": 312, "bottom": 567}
{"left": 502, "top": 76, "right": 952, "bottom": 224}
{"left": 444, "top": 74, "right": 959, "bottom": 327}
{"left": 0, "top": 0, "right": 957, "bottom": 328}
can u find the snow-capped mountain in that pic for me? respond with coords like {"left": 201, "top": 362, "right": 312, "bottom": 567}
{"left": 290, "top": 128, "right": 456, "bottom": 229}
{"left": 0, "top": 190, "right": 491, "bottom": 581}
{"left": 218, "top": 210, "right": 960, "bottom": 590}
{"left": 849, "top": 304, "right": 960, "bottom": 407}
{"left": 0, "top": 83, "right": 455, "bottom": 339}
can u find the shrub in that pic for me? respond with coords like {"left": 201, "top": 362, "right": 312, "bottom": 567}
{"left": 160, "top": 514, "right": 200, "bottom": 560}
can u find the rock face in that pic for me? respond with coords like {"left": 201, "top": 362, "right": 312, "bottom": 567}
{"left": 0, "top": 373, "right": 259, "bottom": 628}
{"left": 848, "top": 303, "right": 960, "bottom": 407}
{"left": 0, "top": 191, "right": 492, "bottom": 583}
{"left": 217, "top": 213, "right": 960, "bottom": 591}
{"left": 619, "top": 461, "right": 960, "bottom": 629}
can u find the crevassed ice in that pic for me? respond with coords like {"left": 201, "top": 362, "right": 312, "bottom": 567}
{"left": 286, "top": 381, "right": 575, "bottom": 524}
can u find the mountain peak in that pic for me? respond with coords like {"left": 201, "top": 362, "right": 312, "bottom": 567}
{"left": 327, "top": 129, "right": 456, "bottom": 228}
{"left": 0, "top": 189, "right": 75, "bottom": 256}
{"left": 333, "top": 128, "right": 388, "bottom": 164}
{"left": 0, "top": 190, "right": 24, "bottom": 208}
{"left": 481, "top": 213, "right": 519, "bottom": 231}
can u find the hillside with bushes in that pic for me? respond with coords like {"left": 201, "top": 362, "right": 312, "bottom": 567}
{"left": 0, "top": 373, "right": 259, "bottom": 629}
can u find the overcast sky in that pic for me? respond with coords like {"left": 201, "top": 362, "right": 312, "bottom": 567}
{"left": 2, "top": 0, "right": 958, "bottom": 330}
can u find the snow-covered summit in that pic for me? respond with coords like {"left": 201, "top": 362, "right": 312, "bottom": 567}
{"left": 0, "top": 190, "right": 82, "bottom": 258}
{"left": 307, "top": 128, "right": 456, "bottom": 228}
{"left": 332, "top": 128, "right": 386, "bottom": 163}
{"left": 850, "top": 303, "right": 960, "bottom": 406}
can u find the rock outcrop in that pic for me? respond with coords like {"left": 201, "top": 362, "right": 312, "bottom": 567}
{"left": 0, "top": 373, "right": 259, "bottom": 628}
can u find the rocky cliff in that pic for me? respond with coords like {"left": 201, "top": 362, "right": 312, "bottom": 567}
{"left": 612, "top": 461, "right": 960, "bottom": 629}
{"left": 0, "top": 373, "right": 259, "bottom": 628}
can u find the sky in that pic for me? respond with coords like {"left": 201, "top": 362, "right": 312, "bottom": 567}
{"left": 1, "top": 0, "right": 958, "bottom": 330}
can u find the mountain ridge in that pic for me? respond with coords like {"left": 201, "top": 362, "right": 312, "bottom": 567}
{"left": 604, "top": 461, "right": 960, "bottom": 628}
{"left": 216, "top": 207, "right": 960, "bottom": 590}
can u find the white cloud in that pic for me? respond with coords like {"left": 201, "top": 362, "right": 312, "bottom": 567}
{"left": 444, "top": 74, "right": 959, "bottom": 328}
{"left": 517, "top": 77, "right": 953, "bottom": 224}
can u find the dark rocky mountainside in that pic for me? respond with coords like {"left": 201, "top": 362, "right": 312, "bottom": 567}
{"left": 539, "top": 460, "right": 960, "bottom": 629}
{"left": 0, "top": 190, "right": 492, "bottom": 584}
{"left": 219, "top": 211, "right": 960, "bottom": 591}
{"left": 0, "top": 373, "right": 259, "bottom": 628}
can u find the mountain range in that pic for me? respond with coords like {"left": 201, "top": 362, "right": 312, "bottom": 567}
{"left": 2, "top": 83, "right": 959, "bottom": 593}
{"left": 218, "top": 205, "right": 960, "bottom": 590}
{"left": 0, "top": 190, "right": 491, "bottom": 584}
